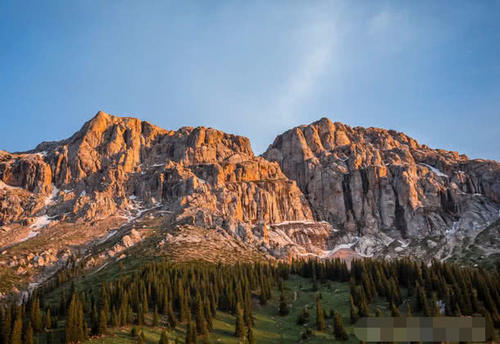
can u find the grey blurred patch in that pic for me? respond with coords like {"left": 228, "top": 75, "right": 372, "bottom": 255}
{"left": 353, "top": 317, "right": 485, "bottom": 342}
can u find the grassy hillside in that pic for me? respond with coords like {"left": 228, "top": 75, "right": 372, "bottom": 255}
{"left": 80, "top": 275, "right": 363, "bottom": 344}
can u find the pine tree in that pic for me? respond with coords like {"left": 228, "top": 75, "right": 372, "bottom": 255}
{"left": 278, "top": 291, "right": 289, "bottom": 316}
{"left": 349, "top": 295, "right": 359, "bottom": 324}
{"left": 484, "top": 310, "right": 498, "bottom": 342}
{"left": 31, "top": 297, "right": 42, "bottom": 332}
{"left": 358, "top": 291, "right": 370, "bottom": 317}
{"left": 159, "top": 330, "right": 169, "bottom": 344}
{"left": 97, "top": 308, "right": 108, "bottom": 335}
{"left": 333, "top": 312, "right": 348, "bottom": 341}
{"left": 234, "top": 302, "right": 245, "bottom": 338}
{"left": 167, "top": 299, "right": 178, "bottom": 329}
{"left": 247, "top": 326, "right": 255, "bottom": 344}
{"left": 136, "top": 304, "right": 145, "bottom": 326}
{"left": 195, "top": 295, "right": 208, "bottom": 335}
{"left": 45, "top": 307, "right": 52, "bottom": 329}
{"left": 185, "top": 321, "right": 196, "bottom": 344}
{"left": 390, "top": 302, "right": 400, "bottom": 317}
{"left": 315, "top": 296, "right": 326, "bottom": 331}
{"left": 131, "top": 327, "right": 138, "bottom": 337}
{"left": 23, "top": 321, "right": 34, "bottom": 344}
{"left": 432, "top": 294, "right": 441, "bottom": 316}
{"left": 65, "top": 293, "right": 85, "bottom": 343}
{"left": 1, "top": 306, "right": 12, "bottom": 344}
{"left": 10, "top": 309, "right": 23, "bottom": 344}
{"left": 153, "top": 306, "right": 159, "bottom": 327}
{"left": 297, "top": 307, "right": 310, "bottom": 325}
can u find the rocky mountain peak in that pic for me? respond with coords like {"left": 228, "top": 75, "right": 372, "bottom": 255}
{"left": 0, "top": 113, "right": 498, "bottom": 297}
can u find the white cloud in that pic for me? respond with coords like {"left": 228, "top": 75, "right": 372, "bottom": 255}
{"left": 271, "top": 18, "right": 337, "bottom": 123}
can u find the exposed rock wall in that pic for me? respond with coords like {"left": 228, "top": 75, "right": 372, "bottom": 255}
{"left": 263, "top": 117, "right": 500, "bottom": 239}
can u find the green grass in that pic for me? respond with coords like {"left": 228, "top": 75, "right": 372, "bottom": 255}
{"left": 75, "top": 275, "right": 369, "bottom": 343}
{"left": 38, "top": 257, "right": 398, "bottom": 343}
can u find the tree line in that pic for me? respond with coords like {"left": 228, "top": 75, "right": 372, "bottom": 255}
{"left": 0, "top": 257, "right": 498, "bottom": 343}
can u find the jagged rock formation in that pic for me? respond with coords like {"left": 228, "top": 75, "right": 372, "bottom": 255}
{"left": 0, "top": 111, "right": 312, "bottom": 227}
{"left": 0, "top": 112, "right": 499, "bottom": 296}
{"left": 263, "top": 117, "right": 500, "bottom": 257}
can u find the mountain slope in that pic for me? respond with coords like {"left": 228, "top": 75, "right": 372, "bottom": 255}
{"left": 263, "top": 117, "right": 500, "bottom": 259}
{"left": 0, "top": 112, "right": 499, "bottom": 297}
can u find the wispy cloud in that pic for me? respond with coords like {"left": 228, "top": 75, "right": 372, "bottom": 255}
{"left": 272, "top": 16, "right": 336, "bottom": 124}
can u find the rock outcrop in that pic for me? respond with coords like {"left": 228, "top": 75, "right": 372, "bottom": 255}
{"left": 0, "top": 113, "right": 499, "bottom": 295}
{"left": 263, "top": 117, "right": 500, "bottom": 257}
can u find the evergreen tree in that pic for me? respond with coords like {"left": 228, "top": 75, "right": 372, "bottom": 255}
{"left": 297, "top": 307, "right": 310, "bottom": 325}
{"left": 136, "top": 304, "right": 145, "bottom": 326}
{"left": 195, "top": 295, "right": 208, "bottom": 335}
{"left": 278, "top": 291, "right": 289, "bottom": 316}
{"left": 131, "top": 327, "right": 138, "bottom": 337}
{"left": 315, "top": 296, "right": 326, "bottom": 331}
{"left": 234, "top": 302, "right": 245, "bottom": 338}
{"left": 432, "top": 294, "right": 441, "bottom": 316}
{"left": 247, "top": 326, "right": 255, "bottom": 344}
{"left": 45, "top": 307, "right": 52, "bottom": 330}
{"left": 185, "top": 321, "right": 196, "bottom": 344}
{"left": 65, "top": 293, "right": 85, "bottom": 343}
{"left": 23, "top": 321, "right": 34, "bottom": 344}
{"left": 97, "top": 308, "right": 108, "bottom": 335}
{"left": 153, "top": 306, "right": 160, "bottom": 327}
{"left": 333, "top": 312, "right": 348, "bottom": 341}
{"left": 31, "top": 297, "right": 42, "bottom": 332}
{"left": 159, "top": 331, "right": 169, "bottom": 344}
{"left": 10, "top": 309, "right": 22, "bottom": 344}
{"left": 484, "top": 310, "right": 498, "bottom": 342}
{"left": 1, "top": 306, "right": 12, "bottom": 344}
{"left": 350, "top": 295, "right": 359, "bottom": 324}
{"left": 390, "top": 302, "right": 400, "bottom": 317}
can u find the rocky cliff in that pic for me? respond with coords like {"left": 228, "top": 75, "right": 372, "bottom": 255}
{"left": 263, "top": 117, "right": 500, "bottom": 258}
{"left": 0, "top": 113, "right": 499, "bottom": 295}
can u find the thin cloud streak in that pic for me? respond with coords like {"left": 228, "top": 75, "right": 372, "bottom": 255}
{"left": 272, "top": 19, "right": 337, "bottom": 124}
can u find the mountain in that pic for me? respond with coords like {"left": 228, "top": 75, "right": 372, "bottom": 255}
{"left": 0, "top": 112, "right": 499, "bottom": 296}
{"left": 263, "top": 118, "right": 500, "bottom": 261}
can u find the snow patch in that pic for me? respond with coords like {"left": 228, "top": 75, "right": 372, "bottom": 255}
{"left": 398, "top": 240, "right": 409, "bottom": 248}
{"left": 80, "top": 190, "right": 87, "bottom": 197}
{"left": 21, "top": 215, "right": 55, "bottom": 242}
{"left": 129, "top": 195, "right": 137, "bottom": 200}
{"left": 97, "top": 230, "right": 117, "bottom": 244}
{"left": 30, "top": 215, "right": 53, "bottom": 230}
{"left": 45, "top": 184, "right": 59, "bottom": 206}
{"left": 445, "top": 221, "right": 459, "bottom": 236}
{"left": 420, "top": 163, "right": 448, "bottom": 178}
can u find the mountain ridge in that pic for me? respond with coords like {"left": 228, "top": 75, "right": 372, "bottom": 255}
{"left": 0, "top": 111, "right": 499, "bottom": 297}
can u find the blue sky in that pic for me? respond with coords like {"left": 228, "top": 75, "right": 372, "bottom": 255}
{"left": 1, "top": 1, "right": 499, "bottom": 159}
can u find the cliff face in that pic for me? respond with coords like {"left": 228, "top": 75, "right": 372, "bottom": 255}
{"left": 0, "top": 113, "right": 499, "bottom": 296}
{"left": 0, "top": 112, "right": 313, "bottom": 229}
{"left": 263, "top": 117, "right": 500, "bottom": 257}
